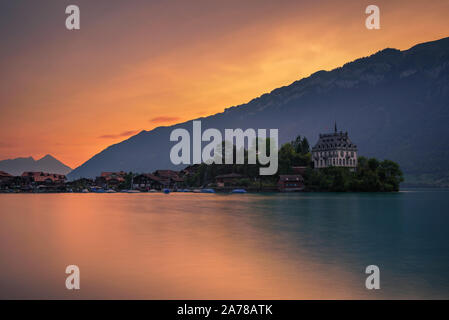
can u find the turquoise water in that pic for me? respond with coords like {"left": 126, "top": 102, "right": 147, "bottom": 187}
{"left": 0, "top": 189, "right": 448, "bottom": 299}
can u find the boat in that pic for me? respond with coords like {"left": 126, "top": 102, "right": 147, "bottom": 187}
{"left": 193, "top": 189, "right": 201, "bottom": 193}
{"left": 149, "top": 189, "right": 157, "bottom": 193}
{"left": 201, "top": 188, "right": 215, "bottom": 193}
{"left": 105, "top": 189, "right": 116, "bottom": 193}
{"left": 231, "top": 189, "right": 247, "bottom": 193}
{"left": 81, "top": 189, "right": 89, "bottom": 193}
{"left": 126, "top": 190, "right": 141, "bottom": 193}
{"left": 163, "top": 188, "right": 170, "bottom": 194}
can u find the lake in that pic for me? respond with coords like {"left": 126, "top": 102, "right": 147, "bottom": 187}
{"left": 0, "top": 189, "right": 448, "bottom": 299}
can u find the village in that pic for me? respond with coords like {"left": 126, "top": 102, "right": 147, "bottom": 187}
{"left": 0, "top": 166, "right": 306, "bottom": 194}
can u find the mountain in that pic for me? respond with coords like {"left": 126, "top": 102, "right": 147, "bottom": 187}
{"left": 68, "top": 37, "right": 449, "bottom": 186}
{"left": 0, "top": 155, "right": 72, "bottom": 176}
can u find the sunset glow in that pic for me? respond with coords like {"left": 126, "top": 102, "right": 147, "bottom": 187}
{"left": 1, "top": 0, "right": 449, "bottom": 168}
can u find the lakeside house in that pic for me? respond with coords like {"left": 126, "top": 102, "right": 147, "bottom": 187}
{"left": 180, "top": 164, "right": 200, "bottom": 176}
{"left": 21, "top": 171, "right": 66, "bottom": 184}
{"left": 215, "top": 173, "right": 243, "bottom": 187}
{"left": 65, "top": 178, "right": 95, "bottom": 191}
{"left": 278, "top": 175, "right": 305, "bottom": 192}
{"left": 312, "top": 123, "right": 358, "bottom": 170}
{"left": 154, "top": 170, "right": 185, "bottom": 189}
{"left": 132, "top": 173, "right": 166, "bottom": 190}
{"left": 0, "top": 171, "right": 13, "bottom": 184}
{"left": 132, "top": 170, "right": 185, "bottom": 191}
{"left": 0, "top": 171, "right": 67, "bottom": 192}
{"left": 95, "top": 171, "right": 126, "bottom": 189}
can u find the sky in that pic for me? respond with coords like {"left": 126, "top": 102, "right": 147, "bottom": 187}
{"left": 1, "top": 0, "right": 449, "bottom": 169}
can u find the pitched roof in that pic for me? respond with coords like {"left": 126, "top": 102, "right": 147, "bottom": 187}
{"left": 312, "top": 131, "right": 357, "bottom": 151}
{"left": 101, "top": 171, "right": 126, "bottom": 177}
{"left": 21, "top": 171, "right": 66, "bottom": 182}
{"left": 154, "top": 170, "right": 179, "bottom": 178}
{"left": 0, "top": 171, "right": 13, "bottom": 177}
{"left": 215, "top": 173, "right": 243, "bottom": 179}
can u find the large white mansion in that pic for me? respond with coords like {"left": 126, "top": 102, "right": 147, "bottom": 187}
{"left": 312, "top": 123, "right": 358, "bottom": 169}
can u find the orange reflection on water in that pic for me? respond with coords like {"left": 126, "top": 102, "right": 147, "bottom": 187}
{"left": 1, "top": 193, "right": 377, "bottom": 299}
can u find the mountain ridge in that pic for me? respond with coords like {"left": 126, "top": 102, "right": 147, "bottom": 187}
{"left": 68, "top": 36, "right": 449, "bottom": 185}
{"left": 0, "top": 154, "right": 72, "bottom": 176}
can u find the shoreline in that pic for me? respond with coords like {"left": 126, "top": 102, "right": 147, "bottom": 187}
{"left": 0, "top": 189, "right": 411, "bottom": 194}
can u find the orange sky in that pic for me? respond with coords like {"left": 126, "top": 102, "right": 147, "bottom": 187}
{"left": 1, "top": 0, "right": 449, "bottom": 168}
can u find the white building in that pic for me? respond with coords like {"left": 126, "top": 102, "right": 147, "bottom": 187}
{"left": 312, "top": 123, "right": 358, "bottom": 170}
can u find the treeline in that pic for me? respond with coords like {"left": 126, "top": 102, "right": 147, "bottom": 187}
{"left": 185, "top": 135, "right": 404, "bottom": 192}
{"left": 185, "top": 136, "right": 312, "bottom": 187}
{"left": 304, "top": 157, "right": 403, "bottom": 192}
{"left": 184, "top": 161, "right": 266, "bottom": 188}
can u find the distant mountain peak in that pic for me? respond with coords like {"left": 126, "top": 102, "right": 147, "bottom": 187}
{"left": 0, "top": 154, "right": 72, "bottom": 176}
{"left": 39, "top": 154, "right": 56, "bottom": 161}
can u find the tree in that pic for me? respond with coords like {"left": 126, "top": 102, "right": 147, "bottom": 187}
{"left": 291, "top": 136, "right": 303, "bottom": 154}
{"left": 379, "top": 159, "right": 403, "bottom": 191}
{"left": 368, "top": 158, "right": 380, "bottom": 171}
{"left": 118, "top": 172, "right": 133, "bottom": 190}
{"left": 301, "top": 137, "right": 310, "bottom": 154}
{"left": 303, "top": 155, "right": 403, "bottom": 192}
{"left": 278, "top": 143, "right": 296, "bottom": 174}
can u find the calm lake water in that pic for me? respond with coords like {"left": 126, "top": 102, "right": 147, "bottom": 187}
{"left": 1, "top": 189, "right": 448, "bottom": 299}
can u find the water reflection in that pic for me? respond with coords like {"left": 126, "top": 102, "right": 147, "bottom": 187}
{"left": 0, "top": 190, "right": 448, "bottom": 299}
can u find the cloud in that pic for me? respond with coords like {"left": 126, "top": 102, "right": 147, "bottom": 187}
{"left": 149, "top": 116, "right": 180, "bottom": 124}
{"left": 99, "top": 130, "right": 139, "bottom": 139}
